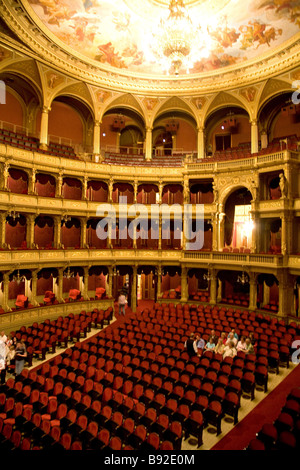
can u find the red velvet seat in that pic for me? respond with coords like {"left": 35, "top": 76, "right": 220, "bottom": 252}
{"left": 69, "top": 289, "right": 81, "bottom": 301}
{"left": 15, "top": 295, "right": 28, "bottom": 309}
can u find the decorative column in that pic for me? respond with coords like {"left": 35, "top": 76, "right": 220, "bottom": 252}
{"left": 108, "top": 177, "right": 114, "bottom": 203}
{"left": 197, "top": 126, "right": 205, "bottom": 159}
{"left": 57, "top": 267, "right": 64, "bottom": 303}
{"left": 83, "top": 266, "right": 90, "bottom": 301}
{"left": 39, "top": 106, "right": 51, "bottom": 150}
{"left": 30, "top": 270, "right": 39, "bottom": 307}
{"left": 82, "top": 177, "right": 88, "bottom": 201}
{"left": 218, "top": 211, "right": 226, "bottom": 251}
{"left": 55, "top": 171, "right": 63, "bottom": 198}
{"left": 181, "top": 266, "right": 188, "bottom": 302}
{"left": 158, "top": 213, "right": 162, "bottom": 250}
{"left": 211, "top": 213, "right": 218, "bottom": 251}
{"left": 2, "top": 273, "right": 11, "bottom": 312}
{"left": 249, "top": 272, "right": 257, "bottom": 311}
{"left": 156, "top": 265, "right": 162, "bottom": 300}
{"left": 28, "top": 168, "right": 36, "bottom": 195}
{"left": 131, "top": 265, "right": 138, "bottom": 312}
{"left": 281, "top": 211, "right": 292, "bottom": 255}
{"left": 107, "top": 266, "right": 113, "bottom": 298}
{"left": 209, "top": 269, "right": 218, "bottom": 305}
{"left": 158, "top": 180, "right": 163, "bottom": 205}
{"left": 54, "top": 216, "right": 62, "bottom": 249}
{"left": 250, "top": 119, "right": 259, "bottom": 154}
{"left": 0, "top": 212, "right": 6, "bottom": 248}
{"left": 26, "top": 214, "right": 35, "bottom": 249}
{"left": 133, "top": 179, "right": 138, "bottom": 204}
{"left": 80, "top": 218, "right": 87, "bottom": 249}
{"left": 278, "top": 271, "right": 293, "bottom": 318}
{"left": 93, "top": 120, "right": 101, "bottom": 161}
{"left": 145, "top": 127, "right": 153, "bottom": 161}
{"left": 1, "top": 162, "right": 9, "bottom": 191}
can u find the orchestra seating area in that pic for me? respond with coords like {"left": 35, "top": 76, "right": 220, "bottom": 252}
{"left": 0, "top": 302, "right": 298, "bottom": 450}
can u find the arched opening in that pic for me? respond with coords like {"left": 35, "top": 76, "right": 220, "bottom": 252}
{"left": 223, "top": 187, "right": 253, "bottom": 251}
{"left": 34, "top": 215, "right": 54, "bottom": 249}
{"left": 257, "top": 273, "right": 279, "bottom": 312}
{"left": 205, "top": 106, "right": 251, "bottom": 159}
{"left": 153, "top": 111, "right": 197, "bottom": 158}
{"left": 258, "top": 91, "right": 300, "bottom": 152}
{"left": 101, "top": 107, "right": 145, "bottom": 157}
{"left": 218, "top": 270, "right": 250, "bottom": 307}
{"left": 137, "top": 266, "right": 157, "bottom": 301}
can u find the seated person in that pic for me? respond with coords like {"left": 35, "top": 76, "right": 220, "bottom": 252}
{"left": 214, "top": 337, "right": 225, "bottom": 355}
{"left": 223, "top": 340, "right": 237, "bottom": 359}
{"left": 195, "top": 333, "right": 205, "bottom": 354}
{"left": 204, "top": 336, "right": 216, "bottom": 351}
{"left": 237, "top": 336, "right": 247, "bottom": 352}
{"left": 227, "top": 328, "right": 239, "bottom": 341}
{"left": 226, "top": 332, "right": 238, "bottom": 347}
{"left": 245, "top": 337, "right": 255, "bottom": 355}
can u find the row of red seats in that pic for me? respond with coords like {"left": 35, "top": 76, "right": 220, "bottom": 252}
{"left": 10, "top": 308, "right": 113, "bottom": 368}
{"left": 247, "top": 386, "right": 300, "bottom": 450}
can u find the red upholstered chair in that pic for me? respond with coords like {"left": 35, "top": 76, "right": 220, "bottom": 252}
{"left": 15, "top": 295, "right": 28, "bottom": 309}
{"left": 43, "top": 291, "right": 55, "bottom": 305}
{"left": 69, "top": 289, "right": 81, "bottom": 301}
{"left": 95, "top": 287, "right": 106, "bottom": 300}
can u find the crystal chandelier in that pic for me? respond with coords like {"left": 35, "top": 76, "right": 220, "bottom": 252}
{"left": 237, "top": 271, "right": 249, "bottom": 285}
{"left": 13, "top": 270, "right": 26, "bottom": 285}
{"left": 152, "top": 0, "right": 207, "bottom": 75}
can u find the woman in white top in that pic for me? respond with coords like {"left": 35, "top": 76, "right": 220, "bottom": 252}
{"left": 237, "top": 336, "right": 247, "bottom": 352}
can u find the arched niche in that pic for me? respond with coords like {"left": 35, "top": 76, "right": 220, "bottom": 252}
{"left": 223, "top": 187, "right": 253, "bottom": 251}
{"left": 258, "top": 91, "right": 300, "bottom": 151}
{"left": 101, "top": 107, "right": 145, "bottom": 154}
{"left": 153, "top": 111, "right": 197, "bottom": 156}
{"left": 0, "top": 71, "right": 41, "bottom": 134}
{"left": 205, "top": 106, "right": 250, "bottom": 157}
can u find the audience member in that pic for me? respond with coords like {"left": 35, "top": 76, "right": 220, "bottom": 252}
{"left": 245, "top": 337, "right": 255, "bottom": 355}
{"left": 15, "top": 340, "right": 27, "bottom": 376}
{"left": 184, "top": 333, "right": 199, "bottom": 357}
{"left": 220, "top": 332, "right": 227, "bottom": 344}
{"left": 226, "top": 332, "right": 238, "bottom": 347}
{"left": 204, "top": 336, "right": 216, "bottom": 351}
{"left": 237, "top": 336, "right": 247, "bottom": 352}
{"left": 223, "top": 340, "right": 237, "bottom": 359}
{"left": 210, "top": 329, "right": 219, "bottom": 345}
{"left": 195, "top": 333, "right": 205, "bottom": 354}
{"left": 228, "top": 329, "right": 239, "bottom": 341}
{"left": 214, "top": 337, "right": 225, "bottom": 355}
{"left": 0, "top": 333, "right": 6, "bottom": 384}
{"left": 118, "top": 292, "right": 127, "bottom": 315}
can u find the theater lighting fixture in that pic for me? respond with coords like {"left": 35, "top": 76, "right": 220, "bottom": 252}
{"left": 13, "top": 270, "right": 26, "bottom": 285}
{"left": 237, "top": 271, "right": 249, "bottom": 285}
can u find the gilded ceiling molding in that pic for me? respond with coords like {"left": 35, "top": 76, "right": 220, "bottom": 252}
{"left": 2, "top": 0, "right": 300, "bottom": 96}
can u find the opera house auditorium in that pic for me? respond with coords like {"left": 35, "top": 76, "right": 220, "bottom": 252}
{"left": 0, "top": 0, "right": 299, "bottom": 451}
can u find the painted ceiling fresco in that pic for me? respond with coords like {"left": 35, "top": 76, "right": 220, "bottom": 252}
{"left": 27, "top": 0, "right": 300, "bottom": 75}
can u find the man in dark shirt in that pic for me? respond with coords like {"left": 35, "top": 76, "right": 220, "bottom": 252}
{"left": 184, "top": 333, "right": 198, "bottom": 357}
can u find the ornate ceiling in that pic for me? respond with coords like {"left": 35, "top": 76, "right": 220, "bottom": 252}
{"left": 25, "top": 0, "right": 300, "bottom": 75}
